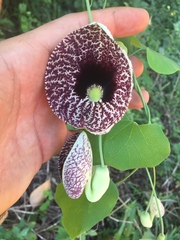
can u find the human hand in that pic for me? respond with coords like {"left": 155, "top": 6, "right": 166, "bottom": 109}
{"left": 0, "top": 7, "right": 149, "bottom": 214}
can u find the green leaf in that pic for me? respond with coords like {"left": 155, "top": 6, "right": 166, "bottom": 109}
{"left": 55, "top": 180, "right": 118, "bottom": 239}
{"left": 116, "top": 37, "right": 132, "bottom": 53}
{"left": 87, "top": 116, "right": 170, "bottom": 170}
{"left": 147, "top": 48, "right": 180, "bottom": 74}
{"left": 102, "top": 119, "right": 170, "bottom": 170}
{"left": 130, "top": 36, "right": 142, "bottom": 48}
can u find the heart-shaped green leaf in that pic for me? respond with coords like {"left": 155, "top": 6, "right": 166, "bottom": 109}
{"left": 147, "top": 48, "right": 180, "bottom": 74}
{"left": 55, "top": 180, "right": 118, "bottom": 239}
{"left": 103, "top": 120, "right": 170, "bottom": 170}
{"left": 87, "top": 116, "right": 170, "bottom": 170}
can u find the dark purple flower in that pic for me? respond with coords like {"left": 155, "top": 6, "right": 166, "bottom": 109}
{"left": 58, "top": 131, "right": 92, "bottom": 199}
{"left": 45, "top": 23, "right": 133, "bottom": 134}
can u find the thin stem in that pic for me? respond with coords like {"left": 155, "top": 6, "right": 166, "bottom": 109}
{"left": 99, "top": 135, "right": 105, "bottom": 167}
{"left": 116, "top": 168, "right": 138, "bottom": 185}
{"left": 146, "top": 168, "right": 164, "bottom": 235}
{"left": 129, "top": 48, "right": 143, "bottom": 57}
{"left": 133, "top": 73, "right": 152, "bottom": 124}
{"left": 102, "top": 0, "right": 107, "bottom": 9}
{"left": 110, "top": 198, "right": 130, "bottom": 216}
{"left": 85, "top": 0, "right": 93, "bottom": 23}
{"left": 145, "top": 167, "right": 156, "bottom": 212}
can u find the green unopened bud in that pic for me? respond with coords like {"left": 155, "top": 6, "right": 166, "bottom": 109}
{"left": 140, "top": 211, "right": 153, "bottom": 228}
{"left": 157, "top": 233, "right": 166, "bottom": 240}
{"left": 85, "top": 165, "right": 110, "bottom": 202}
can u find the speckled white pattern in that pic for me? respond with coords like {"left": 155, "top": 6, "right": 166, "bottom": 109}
{"left": 61, "top": 132, "right": 92, "bottom": 199}
{"left": 45, "top": 23, "right": 133, "bottom": 134}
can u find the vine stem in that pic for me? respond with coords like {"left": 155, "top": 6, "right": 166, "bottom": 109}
{"left": 85, "top": 0, "right": 93, "bottom": 23}
{"left": 116, "top": 168, "right": 138, "bottom": 185}
{"left": 145, "top": 167, "right": 156, "bottom": 212}
{"left": 134, "top": 69, "right": 164, "bottom": 234}
{"left": 99, "top": 135, "right": 105, "bottom": 167}
{"left": 102, "top": 0, "right": 107, "bottom": 9}
{"left": 133, "top": 73, "right": 151, "bottom": 124}
{"left": 146, "top": 168, "right": 164, "bottom": 235}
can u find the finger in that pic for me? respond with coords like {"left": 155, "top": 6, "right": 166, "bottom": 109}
{"left": 129, "top": 89, "right": 149, "bottom": 109}
{"left": 34, "top": 7, "right": 149, "bottom": 51}
{"left": 130, "top": 56, "right": 144, "bottom": 78}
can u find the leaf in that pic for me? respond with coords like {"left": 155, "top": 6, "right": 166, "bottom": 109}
{"left": 55, "top": 180, "right": 118, "bottom": 239}
{"left": 116, "top": 37, "right": 132, "bottom": 53}
{"left": 130, "top": 36, "right": 142, "bottom": 48}
{"left": 29, "top": 179, "right": 51, "bottom": 207}
{"left": 87, "top": 116, "right": 170, "bottom": 170}
{"left": 103, "top": 119, "right": 170, "bottom": 170}
{"left": 147, "top": 48, "right": 180, "bottom": 74}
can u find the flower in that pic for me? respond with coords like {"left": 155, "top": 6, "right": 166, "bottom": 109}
{"left": 45, "top": 23, "right": 133, "bottom": 134}
{"left": 58, "top": 131, "right": 92, "bottom": 199}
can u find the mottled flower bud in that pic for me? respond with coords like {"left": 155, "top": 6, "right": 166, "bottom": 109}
{"left": 58, "top": 131, "right": 92, "bottom": 199}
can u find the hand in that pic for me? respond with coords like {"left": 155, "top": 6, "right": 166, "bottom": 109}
{"left": 0, "top": 7, "right": 149, "bottom": 214}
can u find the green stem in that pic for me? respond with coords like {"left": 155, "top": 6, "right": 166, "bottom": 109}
{"left": 85, "top": 0, "right": 93, "bottom": 23}
{"left": 116, "top": 168, "right": 138, "bottom": 185}
{"left": 129, "top": 48, "right": 143, "bottom": 57}
{"left": 146, "top": 167, "right": 156, "bottom": 212}
{"left": 133, "top": 73, "right": 152, "bottom": 124}
{"left": 102, "top": 0, "right": 107, "bottom": 9}
{"left": 99, "top": 135, "right": 105, "bottom": 167}
{"left": 146, "top": 168, "right": 164, "bottom": 235}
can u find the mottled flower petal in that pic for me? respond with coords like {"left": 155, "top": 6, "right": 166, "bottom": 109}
{"left": 58, "top": 131, "right": 92, "bottom": 199}
{"left": 45, "top": 23, "right": 133, "bottom": 134}
{"left": 58, "top": 132, "right": 80, "bottom": 179}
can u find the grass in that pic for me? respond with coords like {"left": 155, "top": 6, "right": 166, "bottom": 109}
{"left": 0, "top": 0, "right": 180, "bottom": 239}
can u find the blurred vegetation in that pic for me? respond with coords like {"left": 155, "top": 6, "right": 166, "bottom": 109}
{"left": 0, "top": 0, "right": 179, "bottom": 239}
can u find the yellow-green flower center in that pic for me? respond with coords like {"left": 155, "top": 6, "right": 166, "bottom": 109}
{"left": 87, "top": 84, "right": 103, "bottom": 102}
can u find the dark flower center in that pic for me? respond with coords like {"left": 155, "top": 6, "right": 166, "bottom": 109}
{"left": 75, "top": 61, "right": 117, "bottom": 102}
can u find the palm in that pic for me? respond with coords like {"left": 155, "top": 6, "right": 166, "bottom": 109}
{"left": 0, "top": 37, "right": 70, "bottom": 212}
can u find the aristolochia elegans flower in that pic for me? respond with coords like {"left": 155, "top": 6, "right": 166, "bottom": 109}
{"left": 58, "top": 131, "right": 92, "bottom": 199}
{"left": 45, "top": 22, "right": 133, "bottom": 134}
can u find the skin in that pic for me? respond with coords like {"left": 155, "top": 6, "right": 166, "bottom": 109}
{"left": 0, "top": 7, "right": 149, "bottom": 214}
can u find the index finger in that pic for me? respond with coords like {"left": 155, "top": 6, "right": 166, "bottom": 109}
{"left": 34, "top": 7, "right": 149, "bottom": 51}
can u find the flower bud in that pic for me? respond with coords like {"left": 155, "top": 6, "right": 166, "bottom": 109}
{"left": 140, "top": 211, "right": 153, "bottom": 228}
{"left": 85, "top": 165, "right": 110, "bottom": 202}
{"left": 157, "top": 233, "right": 166, "bottom": 240}
{"left": 59, "top": 131, "right": 92, "bottom": 199}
